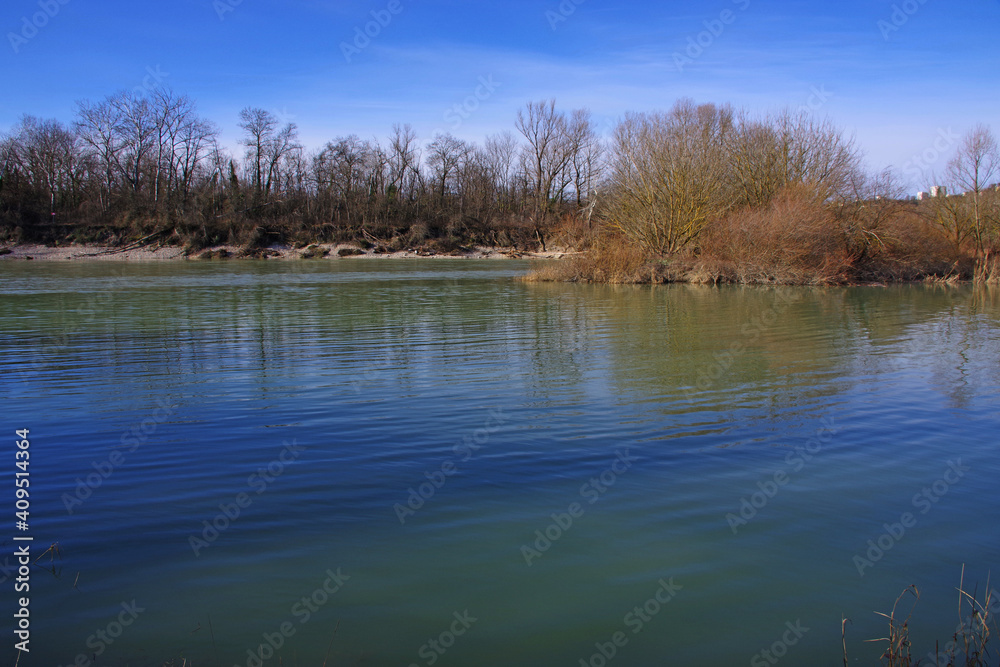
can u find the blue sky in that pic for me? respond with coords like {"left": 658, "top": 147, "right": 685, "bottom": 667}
{"left": 2, "top": 0, "right": 998, "bottom": 189}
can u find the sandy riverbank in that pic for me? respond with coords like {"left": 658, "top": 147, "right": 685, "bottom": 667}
{"left": 0, "top": 243, "right": 577, "bottom": 262}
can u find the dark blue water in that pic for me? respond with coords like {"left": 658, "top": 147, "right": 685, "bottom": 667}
{"left": 1, "top": 260, "right": 998, "bottom": 667}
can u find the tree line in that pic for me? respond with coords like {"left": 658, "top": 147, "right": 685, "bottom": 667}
{"left": 0, "top": 93, "right": 602, "bottom": 252}
{"left": 1, "top": 88, "right": 997, "bottom": 278}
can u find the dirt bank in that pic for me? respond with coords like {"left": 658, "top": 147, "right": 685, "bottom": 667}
{"left": 0, "top": 243, "right": 578, "bottom": 262}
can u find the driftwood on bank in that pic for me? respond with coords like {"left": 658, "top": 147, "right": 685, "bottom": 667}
{"left": 76, "top": 228, "right": 171, "bottom": 257}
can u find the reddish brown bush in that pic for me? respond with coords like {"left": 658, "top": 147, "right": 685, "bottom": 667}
{"left": 701, "top": 186, "right": 852, "bottom": 284}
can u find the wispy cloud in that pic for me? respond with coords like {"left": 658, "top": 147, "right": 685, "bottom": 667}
{"left": 2, "top": 0, "right": 998, "bottom": 183}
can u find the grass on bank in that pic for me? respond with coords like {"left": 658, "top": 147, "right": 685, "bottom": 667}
{"left": 851, "top": 570, "right": 998, "bottom": 666}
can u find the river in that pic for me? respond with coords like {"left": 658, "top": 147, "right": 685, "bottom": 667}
{"left": 2, "top": 259, "right": 998, "bottom": 666}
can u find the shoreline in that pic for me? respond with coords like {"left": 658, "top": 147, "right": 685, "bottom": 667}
{"left": 1, "top": 242, "right": 987, "bottom": 287}
{"left": 0, "top": 243, "right": 578, "bottom": 263}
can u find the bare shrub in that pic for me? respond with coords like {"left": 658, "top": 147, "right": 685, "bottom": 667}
{"left": 524, "top": 232, "right": 652, "bottom": 283}
{"left": 702, "top": 185, "right": 851, "bottom": 284}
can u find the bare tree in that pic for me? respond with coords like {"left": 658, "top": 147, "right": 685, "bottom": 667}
{"left": 238, "top": 107, "right": 300, "bottom": 203}
{"left": 365, "top": 141, "right": 390, "bottom": 200}
{"left": 239, "top": 108, "right": 277, "bottom": 197}
{"left": 926, "top": 193, "right": 974, "bottom": 255}
{"left": 516, "top": 100, "right": 580, "bottom": 249}
{"left": 985, "top": 187, "right": 1000, "bottom": 253}
{"left": 0, "top": 133, "right": 14, "bottom": 204}
{"left": 567, "top": 109, "right": 603, "bottom": 211}
{"left": 314, "top": 136, "right": 371, "bottom": 200}
{"left": 728, "top": 114, "right": 784, "bottom": 210}
{"left": 6, "top": 116, "right": 82, "bottom": 215}
{"left": 76, "top": 97, "right": 125, "bottom": 210}
{"left": 605, "top": 101, "right": 734, "bottom": 254}
{"left": 483, "top": 131, "right": 519, "bottom": 214}
{"left": 389, "top": 123, "right": 419, "bottom": 200}
{"left": 142, "top": 89, "right": 215, "bottom": 209}
{"left": 426, "top": 133, "right": 472, "bottom": 202}
{"left": 834, "top": 167, "right": 908, "bottom": 263}
{"left": 775, "top": 112, "right": 859, "bottom": 201}
{"left": 729, "top": 110, "right": 859, "bottom": 210}
{"left": 111, "top": 92, "right": 156, "bottom": 195}
{"left": 175, "top": 116, "right": 217, "bottom": 203}
{"left": 264, "top": 122, "right": 301, "bottom": 198}
{"left": 148, "top": 89, "right": 183, "bottom": 206}
{"left": 947, "top": 124, "right": 999, "bottom": 256}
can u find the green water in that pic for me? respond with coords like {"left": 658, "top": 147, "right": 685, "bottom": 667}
{"left": 1, "top": 260, "right": 998, "bottom": 667}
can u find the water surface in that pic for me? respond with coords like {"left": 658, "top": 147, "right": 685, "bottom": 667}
{"left": 2, "top": 260, "right": 999, "bottom": 666}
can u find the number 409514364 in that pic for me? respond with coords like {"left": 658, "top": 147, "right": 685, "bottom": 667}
{"left": 16, "top": 429, "right": 30, "bottom": 525}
